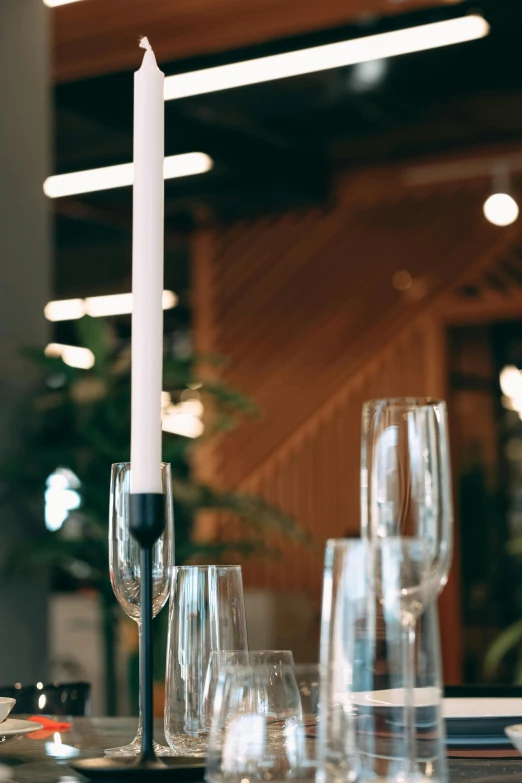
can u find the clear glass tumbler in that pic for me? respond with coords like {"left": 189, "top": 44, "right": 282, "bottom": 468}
{"left": 206, "top": 661, "right": 315, "bottom": 783}
{"left": 202, "top": 651, "right": 295, "bottom": 728}
{"left": 319, "top": 538, "right": 447, "bottom": 783}
{"left": 165, "top": 565, "right": 248, "bottom": 756}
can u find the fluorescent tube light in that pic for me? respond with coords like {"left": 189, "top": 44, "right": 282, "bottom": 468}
{"left": 162, "top": 412, "right": 204, "bottom": 438}
{"left": 164, "top": 15, "right": 489, "bottom": 100}
{"left": 84, "top": 291, "right": 178, "bottom": 317}
{"left": 162, "top": 290, "right": 178, "bottom": 310}
{"left": 45, "top": 343, "right": 95, "bottom": 370}
{"left": 44, "top": 291, "right": 178, "bottom": 321}
{"left": 162, "top": 404, "right": 204, "bottom": 438}
{"left": 44, "top": 298, "right": 86, "bottom": 322}
{"left": 43, "top": 0, "right": 85, "bottom": 6}
{"left": 43, "top": 152, "right": 213, "bottom": 198}
{"left": 84, "top": 293, "right": 134, "bottom": 318}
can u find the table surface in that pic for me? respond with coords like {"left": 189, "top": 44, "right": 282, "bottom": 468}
{"left": 0, "top": 718, "right": 167, "bottom": 783}
{"left": 0, "top": 717, "right": 522, "bottom": 782}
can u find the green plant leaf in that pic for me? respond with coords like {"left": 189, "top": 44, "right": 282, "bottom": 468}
{"left": 75, "top": 315, "right": 110, "bottom": 377}
{"left": 484, "top": 619, "right": 522, "bottom": 679}
{"left": 507, "top": 537, "right": 522, "bottom": 556}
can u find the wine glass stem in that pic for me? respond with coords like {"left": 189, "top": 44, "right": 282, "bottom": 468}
{"left": 403, "top": 616, "right": 418, "bottom": 779}
{"left": 136, "top": 619, "right": 143, "bottom": 737}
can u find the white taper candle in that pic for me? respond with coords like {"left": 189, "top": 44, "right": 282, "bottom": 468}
{"left": 130, "top": 38, "right": 165, "bottom": 494}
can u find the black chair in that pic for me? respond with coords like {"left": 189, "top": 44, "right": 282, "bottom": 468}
{"left": 0, "top": 681, "right": 91, "bottom": 716}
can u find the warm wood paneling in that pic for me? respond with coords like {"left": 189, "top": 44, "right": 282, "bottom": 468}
{"left": 438, "top": 240, "right": 522, "bottom": 324}
{"left": 193, "top": 175, "right": 520, "bottom": 679}
{"left": 215, "top": 313, "right": 463, "bottom": 680}
{"left": 210, "top": 185, "right": 506, "bottom": 489}
{"left": 52, "top": 0, "right": 462, "bottom": 83}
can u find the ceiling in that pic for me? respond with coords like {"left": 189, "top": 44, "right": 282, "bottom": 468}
{"left": 51, "top": 0, "right": 522, "bottom": 331}
{"left": 52, "top": 0, "right": 463, "bottom": 83}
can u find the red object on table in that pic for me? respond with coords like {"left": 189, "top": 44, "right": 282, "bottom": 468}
{"left": 27, "top": 715, "right": 72, "bottom": 739}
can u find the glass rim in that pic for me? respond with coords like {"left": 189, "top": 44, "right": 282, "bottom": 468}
{"left": 363, "top": 396, "right": 446, "bottom": 410}
{"left": 326, "top": 537, "right": 363, "bottom": 548}
{"left": 210, "top": 649, "right": 293, "bottom": 655}
{"left": 173, "top": 564, "right": 242, "bottom": 571}
{"left": 111, "top": 461, "right": 171, "bottom": 469}
{"left": 219, "top": 660, "right": 298, "bottom": 673}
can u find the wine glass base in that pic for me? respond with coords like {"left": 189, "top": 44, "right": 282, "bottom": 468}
{"left": 163, "top": 736, "right": 207, "bottom": 758}
{"left": 71, "top": 756, "right": 206, "bottom": 781}
{"left": 105, "top": 739, "right": 173, "bottom": 758}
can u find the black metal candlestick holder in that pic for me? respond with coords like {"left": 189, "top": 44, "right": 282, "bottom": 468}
{"left": 129, "top": 492, "right": 166, "bottom": 765}
{"left": 71, "top": 492, "right": 204, "bottom": 782}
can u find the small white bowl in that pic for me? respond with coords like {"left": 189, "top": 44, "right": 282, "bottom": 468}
{"left": 0, "top": 699, "right": 15, "bottom": 724}
{"left": 505, "top": 724, "right": 522, "bottom": 753}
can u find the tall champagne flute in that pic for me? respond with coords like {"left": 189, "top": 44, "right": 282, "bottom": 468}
{"left": 361, "top": 398, "right": 453, "bottom": 781}
{"left": 107, "top": 461, "right": 174, "bottom": 758}
{"left": 361, "top": 398, "right": 453, "bottom": 592}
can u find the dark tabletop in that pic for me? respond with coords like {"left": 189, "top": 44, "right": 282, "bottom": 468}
{"left": 0, "top": 717, "right": 167, "bottom": 783}
{"left": 0, "top": 717, "right": 521, "bottom": 782}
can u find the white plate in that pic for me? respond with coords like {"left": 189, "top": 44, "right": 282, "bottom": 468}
{"left": 444, "top": 698, "right": 522, "bottom": 720}
{"left": 0, "top": 719, "right": 44, "bottom": 743}
{"left": 351, "top": 687, "right": 440, "bottom": 708}
{"left": 349, "top": 690, "right": 522, "bottom": 720}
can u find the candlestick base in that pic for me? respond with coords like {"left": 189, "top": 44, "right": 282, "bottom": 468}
{"left": 71, "top": 755, "right": 205, "bottom": 782}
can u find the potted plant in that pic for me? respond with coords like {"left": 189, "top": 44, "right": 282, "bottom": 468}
{"left": 0, "top": 316, "right": 308, "bottom": 714}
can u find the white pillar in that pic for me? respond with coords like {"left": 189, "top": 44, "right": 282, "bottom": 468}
{"left": 0, "top": 0, "right": 50, "bottom": 683}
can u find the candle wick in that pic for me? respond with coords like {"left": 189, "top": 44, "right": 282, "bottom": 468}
{"left": 139, "top": 36, "right": 152, "bottom": 52}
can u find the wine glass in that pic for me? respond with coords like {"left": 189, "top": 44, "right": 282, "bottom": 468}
{"left": 107, "top": 461, "right": 174, "bottom": 758}
{"left": 361, "top": 398, "right": 453, "bottom": 781}
{"left": 361, "top": 397, "right": 453, "bottom": 594}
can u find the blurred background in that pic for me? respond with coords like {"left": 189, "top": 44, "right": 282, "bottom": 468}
{"left": 2, "top": 0, "right": 522, "bottom": 715}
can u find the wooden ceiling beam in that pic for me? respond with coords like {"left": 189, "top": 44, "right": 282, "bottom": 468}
{"left": 52, "top": 0, "right": 463, "bottom": 83}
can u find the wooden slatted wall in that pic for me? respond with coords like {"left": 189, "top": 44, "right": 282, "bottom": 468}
{"left": 208, "top": 186, "right": 505, "bottom": 489}
{"left": 193, "top": 177, "right": 519, "bottom": 680}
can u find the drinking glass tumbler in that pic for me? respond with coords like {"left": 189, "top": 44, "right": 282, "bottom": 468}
{"left": 202, "top": 651, "right": 295, "bottom": 728}
{"left": 206, "top": 661, "right": 314, "bottom": 783}
{"left": 165, "top": 565, "right": 248, "bottom": 756}
{"left": 318, "top": 538, "right": 447, "bottom": 783}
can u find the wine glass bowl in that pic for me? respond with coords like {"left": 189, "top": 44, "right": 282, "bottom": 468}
{"left": 361, "top": 397, "right": 453, "bottom": 598}
{"left": 109, "top": 462, "right": 172, "bottom": 620}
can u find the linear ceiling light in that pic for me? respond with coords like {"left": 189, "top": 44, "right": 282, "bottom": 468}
{"left": 45, "top": 343, "right": 95, "bottom": 370}
{"left": 43, "top": 152, "right": 213, "bottom": 198}
{"left": 164, "top": 15, "right": 489, "bottom": 100}
{"left": 44, "top": 298, "right": 85, "bottom": 322}
{"left": 43, "top": 0, "right": 85, "bottom": 6}
{"left": 44, "top": 291, "right": 178, "bottom": 321}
